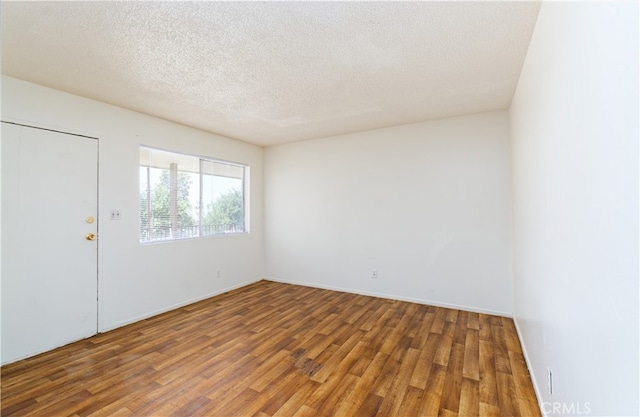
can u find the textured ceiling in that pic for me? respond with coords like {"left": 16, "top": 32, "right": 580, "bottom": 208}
{"left": 1, "top": 1, "right": 540, "bottom": 147}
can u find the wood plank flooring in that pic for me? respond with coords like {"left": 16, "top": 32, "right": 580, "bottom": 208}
{"left": 1, "top": 280, "right": 541, "bottom": 416}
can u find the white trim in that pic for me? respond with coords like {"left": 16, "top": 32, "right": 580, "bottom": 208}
{"left": 98, "top": 278, "right": 261, "bottom": 333}
{"left": 513, "top": 315, "right": 546, "bottom": 417}
{"left": 0, "top": 115, "right": 105, "bottom": 140}
{"left": 264, "top": 276, "right": 512, "bottom": 317}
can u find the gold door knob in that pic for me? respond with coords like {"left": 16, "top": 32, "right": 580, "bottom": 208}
{"left": 85, "top": 233, "right": 96, "bottom": 241}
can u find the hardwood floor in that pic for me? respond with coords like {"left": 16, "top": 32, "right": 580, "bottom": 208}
{"left": 1, "top": 281, "right": 540, "bottom": 417}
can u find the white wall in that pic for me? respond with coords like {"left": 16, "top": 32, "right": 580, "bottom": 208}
{"left": 510, "top": 2, "right": 639, "bottom": 416}
{"left": 265, "top": 111, "right": 513, "bottom": 315}
{"left": 1, "top": 76, "right": 264, "bottom": 335}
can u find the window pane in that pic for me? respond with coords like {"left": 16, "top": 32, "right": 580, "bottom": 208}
{"left": 202, "top": 160, "right": 244, "bottom": 235}
{"left": 139, "top": 166, "right": 199, "bottom": 242}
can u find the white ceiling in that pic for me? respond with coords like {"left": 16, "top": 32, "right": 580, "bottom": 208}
{"left": 1, "top": 1, "right": 540, "bottom": 147}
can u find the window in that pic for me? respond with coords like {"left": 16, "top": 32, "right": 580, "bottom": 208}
{"left": 139, "top": 147, "right": 247, "bottom": 243}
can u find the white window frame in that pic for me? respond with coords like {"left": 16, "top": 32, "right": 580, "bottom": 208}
{"left": 139, "top": 146, "right": 249, "bottom": 243}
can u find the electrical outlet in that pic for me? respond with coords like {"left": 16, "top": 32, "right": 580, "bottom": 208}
{"left": 547, "top": 367, "right": 553, "bottom": 395}
{"left": 371, "top": 269, "right": 378, "bottom": 279}
{"left": 216, "top": 269, "right": 222, "bottom": 279}
{"left": 110, "top": 209, "right": 121, "bottom": 220}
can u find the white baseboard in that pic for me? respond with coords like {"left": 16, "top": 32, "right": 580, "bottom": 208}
{"left": 2, "top": 334, "right": 94, "bottom": 366}
{"left": 513, "top": 315, "right": 546, "bottom": 417}
{"left": 264, "top": 276, "right": 512, "bottom": 317}
{"left": 99, "top": 278, "right": 261, "bottom": 333}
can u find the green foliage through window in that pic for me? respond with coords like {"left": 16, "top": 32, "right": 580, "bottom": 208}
{"left": 204, "top": 189, "right": 244, "bottom": 231}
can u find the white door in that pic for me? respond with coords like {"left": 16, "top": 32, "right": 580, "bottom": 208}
{"left": 1, "top": 122, "right": 98, "bottom": 364}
